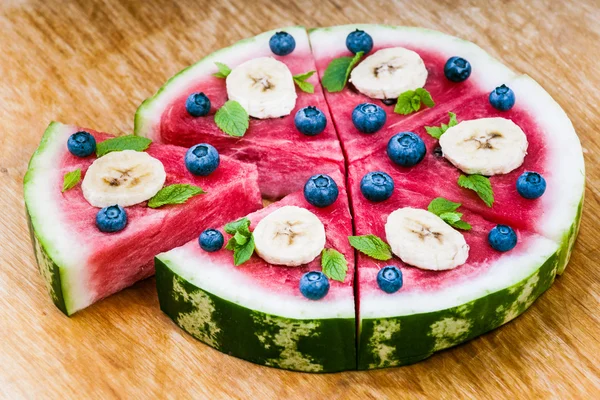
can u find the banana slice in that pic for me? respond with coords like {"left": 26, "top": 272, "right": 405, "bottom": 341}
{"left": 440, "top": 118, "right": 528, "bottom": 176}
{"left": 82, "top": 150, "right": 166, "bottom": 208}
{"left": 226, "top": 57, "right": 297, "bottom": 119}
{"left": 253, "top": 205, "right": 326, "bottom": 267}
{"left": 385, "top": 208, "right": 469, "bottom": 271}
{"left": 349, "top": 47, "right": 428, "bottom": 99}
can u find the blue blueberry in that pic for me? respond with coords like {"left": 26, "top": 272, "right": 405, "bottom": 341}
{"left": 346, "top": 29, "right": 373, "bottom": 54}
{"left": 387, "top": 132, "right": 426, "bottom": 167}
{"left": 377, "top": 266, "right": 403, "bottom": 294}
{"left": 304, "top": 174, "right": 339, "bottom": 208}
{"left": 516, "top": 171, "right": 547, "bottom": 199}
{"left": 360, "top": 171, "right": 394, "bottom": 202}
{"left": 444, "top": 56, "right": 472, "bottom": 82}
{"left": 185, "top": 92, "right": 211, "bottom": 117}
{"left": 294, "top": 106, "right": 327, "bottom": 136}
{"left": 269, "top": 31, "right": 296, "bottom": 56}
{"left": 67, "top": 131, "right": 96, "bottom": 157}
{"left": 489, "top": 84, "right": 515, "bottom": 111}
{"left": 299, "top": 271, "right": 330, "bottom": 300}
{"left": 488, "top": 225, "right": 518, "bottom": 252}
{"left": 96, "top": 205, "right": 127, "bottom": 233}
{"left": 185, "top": 143, "right": 220, "bottom": 176}
{"left": 352, "top": 103, "right": 386, "bottom": 134}
{"left": 199, "top": 229, "right": 224, "bottom": 252}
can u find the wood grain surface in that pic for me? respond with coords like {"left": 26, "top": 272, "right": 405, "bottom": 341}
{"left": 1, "top": 0, "right": 599, "bottom": 398}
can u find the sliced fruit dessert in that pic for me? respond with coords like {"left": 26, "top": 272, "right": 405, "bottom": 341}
{"left": 24, "top": 122, "right": 262, "bottom": 315}
{"left": 134, "top": 26, "right": 344, "bottom": 199}
{"left": 155, "top": 170, "right": 356, "bottom": 372}
{"left": 309, "top": 24, "right": 515, "bottom": 162}
{"left": 347, "top": 164, "right": 560, "bottom": 369}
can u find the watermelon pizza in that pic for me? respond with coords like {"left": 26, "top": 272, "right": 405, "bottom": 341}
{"left": 24, "top": 24, "right": 584, "bottom": 372}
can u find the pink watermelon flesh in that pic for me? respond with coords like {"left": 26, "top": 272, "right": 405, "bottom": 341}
{"left": 58, "top": 128, "right": 263, "bottom": 305}
{"left": 158, "top": 50, "right": 345, "bottom": 199}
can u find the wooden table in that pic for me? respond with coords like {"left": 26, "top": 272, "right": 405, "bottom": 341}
{"left": 1, "top": 0, "right": 599, "bottom": 397}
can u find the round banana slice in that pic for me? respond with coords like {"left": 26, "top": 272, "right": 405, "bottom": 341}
{"left": 349, "top": 47, "right": 428, "bottom": 99}
{"left": 82, "top": 150, "right": 166, "bottom": 208}
{"left": 385, "top": 208, "right": 469, "bottom": 271}
{"left": 253, "top": 205, "right": 326, "bottom": 267}
{"left": 440, "top": 117, "right": 528, "bottom": 176}
{"left": 226, "top": 57, "right": 297, "bottom": 119}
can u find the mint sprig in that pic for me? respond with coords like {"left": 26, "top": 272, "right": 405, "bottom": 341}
{"left": 321, "top": 51, "right": 364, "bottom": 92}
{"left": 147, "top": 184, "right": 205, "bottom": 208}
{"left": 96, "top": 135, "right": 152, "bottom": 157}
{"left": 215, "top": 100, "right": 249, "bottom": 137}
{"left": 427, "top": 197, "right": 472, "bottom": 230}
{"left": 293, "top": 71, "right": 315, "bottom": 93}
{"left": 458, "top": 175, "right": 494, "bottom": 207}
{"left": 62, "top": 169, "right": 81, "bottom": 192}
{"left": 224, "top": 217, "right": 255, "bottom": 266}
{"left": 425, "top": 112, "right": 458, "bottom": 139}
{"left": 321, "top": 248, "right": 348, "bottom": 282}
{"left": 213, "top": 62, "right": 232, "bottom": 79}
{"left": 348, "top": 234, "right": 392, "bottom": 261}
{"left": 394, "top": 88, "right": 435, "bottom": 115}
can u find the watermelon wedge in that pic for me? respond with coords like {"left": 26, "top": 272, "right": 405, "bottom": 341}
{"left": 155, "top": 170, "right": 356, "bottom": 372}
{"left": 134, "top": 26, "right": 345, "bottom": 199}
{"left": 24, "top": 122, "right": 262, "bottom": 315}
{"left": 309, "top": 24, "right": 515, "bottom": 162}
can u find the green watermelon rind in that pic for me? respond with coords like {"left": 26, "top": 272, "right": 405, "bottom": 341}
{"left": 155, "top": 257, "right": 357, "bottom": 373}
{"left": 556, "top": 194, "right": 584, "bottom": 275}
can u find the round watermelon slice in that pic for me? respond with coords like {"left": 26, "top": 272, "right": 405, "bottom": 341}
{"left": 24, "top": 122, "right": 263, "bottom": 315}
{"left": 155, "top": 171, "right": 356, "bottom": 372}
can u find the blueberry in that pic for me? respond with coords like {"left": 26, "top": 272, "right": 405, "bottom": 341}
{"left": 304, "top": 174, "right": 339, "bottom": 208}
{"left": 377, "top": 266, "right": 403, "bottom": 293}
{"left": 387, "top": 132, "right": 426, "bottom": 167}
{"left": 352, "top": 103, "right": 386, "bottom": 134}
{"left": 269, "top": 31, "right": 296, "bottom": 56}
{"left": 185, "top": 92, "right": 211, "bottom": 117}
{"left": 489, "top": 84, "right": 515, "bottom": 111}
{"left": 433, "top": 145, "right": 443, "bottom": 157}
{"left": 67, "top": 131, "right": 96, "bottom": 157}
{"left": 516, "top": 171, "right": 547, "bottom": 199}
{"left": 299, "top": 271, "right": 330, "bottom": 300}
{"left": 444, "top": 56, "right": 472, "bottom": 82}
{"left": 96, "top": 205, "right": 127, "bottom": 233}
{"left": 199, "top": 229, "right": 224, "bottom": 252}
{"left": 360, "top": 171, "right": 394, "bottom": 202}
{"left": 346, "top": 29, "right": 373, "bottom": 54}
{"left": 294, "top": 106, "right": 327, "bottom": 136}
{"left": 185, "top": 143, "right": 220, "bottom": 176}
{"left": 488, "top": 225, "right": 518, "bottom": 252}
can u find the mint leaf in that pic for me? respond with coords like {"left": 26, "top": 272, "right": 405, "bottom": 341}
{"left": 410, "top": 94, "right": 421, "bottom": 111}
{"left": 451, "top": 220, "right": 472, "bottom": 231}
{"left": 293, "top": 71, "right": 316, "bottom": 93}
{"left": 321, "top": 248, "right": 348, "bottom": 282}
{"left": 96, "top": 135, "right": 152, "bottom": 157}
{"left": 348, "top": 234, "right": 392, "bottom": 261}
{"left": 233, "top": 235, "right": 255, "bottom": 266}
{"left": 458, "top": 174, "right": 494, "bottom": 207}
{"left": 427, "top": 197, "right": 461, "bottom": 215}
{"left": 425, "top": 112, "right": 458, "bottom": 139}
{"left": 224, "top": 217, "right": 254, "bottom": 266}
{"left": 147, "top": 184, "right": 204, "bottom": 208}
{"left": 394, "top": 88, "right": 435, "bottom": 115}
{"left": 215, "top": 100, "right": 249, "bottom": 137}
{"left": 439, "top": 212, "right": 462, "bottom": 225}
{"left": 233, "top": 231, "right": 249, "bottom": 246}
{"left": 62, "top": 169, "right": 81, "bottom": 192}
{"left": 321, "top": 51, "right": 364, "bottom": 92}
{"left": 416, "top": 88, "right": 435, "bottom": 108}
{"left": 224, "top": 217, "right": 251, "bottom": 235}
{"left": 213, "top": 62, "right": 232, "bottom": 78}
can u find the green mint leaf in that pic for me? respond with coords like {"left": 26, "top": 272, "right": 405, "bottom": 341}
{"left": 62, "top": 169, "right": 81, "bottom": 192}
{"left": 450, "top": 220, "right": 472, "bottom": 231}
{"left": 411, "top": 94, "right": 422, "bottom": 111}
{"left": 424, "top": 126, "right": 443, "bottom": 139}
{"left": 213, "top": 62, "right": 232, "bottom": 78}
{"left": 223, "top": 217, "right": 255, "bottom": 265}
{"left": 321, "top": 51, "right": 363, "bottom": 92}
{"left": 394, "top": 90, "right": 416, "bottom": 115}
{"left": 96, "top": 135, "right": 152, "bottom": 157}
{"left": 224, "top": 217, "right": 251, "bottom": 235}
{"left": 439, "top": 212, "right": 462, "bottom": 225}
{"left": 293, "top": 79, "right": 315, "bottom": 93}
{"left": 348, "top": 234, "right": 392, "bottom": 261}
{"left": 215, "top": 100, "right": 249, "bottom": 137}
{"left": 233, "top": 235, "right": 255, "bottom": 266}
{"left": 416, "top": 88, "right": 435, "bottom": 108}
{"left": 428, "top": 197, "right": 461, "bottom": 215}
{"left": 233, "top": 231, "right": 249, "bottom": 246}
{"left": 225, "top": 237, "right": 237, "bottom": 251}
{"left": 458, "top": 174, "right": 494, "bottom": 207}
{"left": 293, "top": 70, "right": 315, "bottom": 82}
{"left": 448, "top": 112, "right": 458, "bottom": 128}
{"left": 425, "top": 112, "right": 458, "bottom": 139}
{"left": 147, "top": 184, "right": 205, "bottom": 208}
{"left": 321, "top": 248, "right": 348, "bottom": 282}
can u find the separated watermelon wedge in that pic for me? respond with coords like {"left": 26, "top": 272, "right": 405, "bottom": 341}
{"left": 155, "top": 170, "right": 356, "bottom": 372}
{"left": 24, "top": 122, "right": 262, "bottom": 315}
